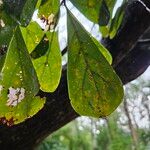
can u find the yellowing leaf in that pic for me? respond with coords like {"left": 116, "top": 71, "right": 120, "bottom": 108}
{"left": 67, "top": 10, "right": 124, "bottom": 118}
{"left": 38, "top": 0, "right": 59, "bottom": 17}
{"left": 33, "top": 32, "right": 62, "bottom": 92}
{"left": 0, "top": 26, "right": 45, "bottom": 125}
{"left": 21, "top": 22, "right": 44, "bottom": 53}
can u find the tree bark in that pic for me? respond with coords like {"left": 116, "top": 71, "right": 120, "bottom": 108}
{"left": 0, "top": 0, "right": 150, "bottom": 149}
{"left": 102, "top": 0, "right": 150, "bottom": 84}
{"left": 123, "top": 98, "right": 138, "bottom": 150}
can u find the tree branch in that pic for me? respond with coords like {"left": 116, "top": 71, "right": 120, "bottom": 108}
{"left": 102, "top": 0, "right": 150, "bottom": 67}
{"left": 102, "top": 0, "right": 150, "bottom": 84}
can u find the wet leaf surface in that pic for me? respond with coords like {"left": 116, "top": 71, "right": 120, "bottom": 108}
{"left": 67, "top": 10, "right": 124, "bottom": 118}
{"left": 0, "top": 26, "right": 45, "bottom": 125}
{"left": 33, "top": 32, "right": 62, "bottom": 92}
{"left": 21, "top": 22, "right": 44, "bottom": 53}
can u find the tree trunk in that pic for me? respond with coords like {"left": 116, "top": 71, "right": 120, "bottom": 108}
{"left": 123, "top": 99, "right": 138, "bottom": 150}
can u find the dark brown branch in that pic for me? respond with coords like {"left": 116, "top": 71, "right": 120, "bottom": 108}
{"left": 115, "top": 38, "right": 150, "bottom": 84}
{"left": 102, "top": 0, "right": 150, "bottom": 67}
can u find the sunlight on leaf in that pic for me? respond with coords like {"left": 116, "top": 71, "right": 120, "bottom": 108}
{"left": 69, "top": 0, "right": 102, "bottom": 23}
{"left": 92, "top": 37, "right": 112, "bottom": 64}
{"left": 33, "top": 32, "right": 62, "bottom": 92}
{"left": 38, "top": 0, "right": 59, "bottom": 17}
{"left": 21, "top": 22, "right": 44, "bottom": 53}
{"left": 109, "top": 1, "right": 126, "bottom": 39}
{"left": 0, "top": 26, "right": 45, "bottom": 125}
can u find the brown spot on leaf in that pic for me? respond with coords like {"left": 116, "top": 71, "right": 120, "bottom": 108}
{"left": 6, "top": 118, "right": 14, "bottom": 127}
{"left": 0, "top": 117, "right": 15, "bottom": 126}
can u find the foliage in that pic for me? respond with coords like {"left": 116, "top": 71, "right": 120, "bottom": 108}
{"left": 37, "top": 115, "right": 145, "bottom": 150}
{"left": 67, "top": 9, "right": 123, "bottom": 117}
{"left": 0, "top": 0, "right": 126, "bottom": 125}
{"left": 37, "top": 74, "right": 150, "bottom": 150}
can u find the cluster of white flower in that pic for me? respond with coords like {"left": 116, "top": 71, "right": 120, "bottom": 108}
{"left": 6, "top": 87, "right": 25, "bottom": 107}
{"left": 45, "top": 13, "right": 55, "bottom": 32}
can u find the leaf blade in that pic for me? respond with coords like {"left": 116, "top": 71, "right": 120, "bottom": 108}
{"left": 0, "top": 26, "right": 45, "bottom": 125}
{"left": 21, "top": 22, "right": 44, "bottom": 53}
{"left": 33, "top": 32, "right": 62, "bottom": 92}
{"left": 38, "top": 0, "right": 59, "bottom": 17}
{"left": 67, "top": 10, "right": 124, "bottom": 117}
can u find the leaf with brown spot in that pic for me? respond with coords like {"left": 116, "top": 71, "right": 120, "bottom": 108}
{"left": 67, "top": 9, "right": 124, "bottom": 118}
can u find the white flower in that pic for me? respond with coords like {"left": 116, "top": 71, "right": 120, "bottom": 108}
{"left": 6, "top": 87, "right": 25, "bottom": 107}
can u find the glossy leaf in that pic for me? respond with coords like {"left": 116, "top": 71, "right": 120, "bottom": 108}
{"left": 99, "top": 26, "right": 109, "bottom": 38}
{"left": 0, "top": 26, "right": 45, "bottom": 125}
{"left": 38, "top": 0, "right": 59, "bottom": 17}
{"left": 105, "top": 0, "right": 116, "bottom": 17}
{"left": 69, "top": 0, "right": 116, "bottom": 25}
{"left": 31, "top": 35, "right": 49, "bottom": 59}
{"left": 33, "top": 32, "right": 62, "bottom": 92}
{"left": 67, "top": 10, "right": 124, "bottom": 118}
{"left": 92, "top": 37, "right": 112, "bottom": 64}
{"left": 21, "top": 22, "right": 44, "bottom": 53}
{"left": 69, "top": 0, "right": 102, "bottom": 23}
{"left": 109, "top": 2, "right": 126, "bottom": 39}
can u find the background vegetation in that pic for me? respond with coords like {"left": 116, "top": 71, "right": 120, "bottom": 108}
{"left": 37, "top": 69, "right": 150, "bottom": 150}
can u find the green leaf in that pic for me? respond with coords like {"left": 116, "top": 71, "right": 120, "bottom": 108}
{"left": 21, "top": 22, "right": 44, "bottom": 53}
{"left": 92, "top": 37, "right": 112, "bottom": 64}
{"left": 0, "top": 11, "right": 17, "bottom": 48}
{"left": 38, "top": 0, "right": 59, "bottom": 17}
{"left": 67, "top": 10, "right": 124, "bottom": 118}
{"left": 99, "top": 0, "right": 110, "bottom": 26}
{"left": 0, "top": 26, "right": 13, "bottom": 49}
{"left": 69, "top": 0, "right": 116, "bottom": 24}
{"left": 33, "top": 32, "right": 62, "bottom": 92}
{"left": 105, "top": 0, "right": 116, "bottom": 17}
{"left": 3, "top": 0, "right": 38, "bottom": 26}
{"left": 31, "top": 34, "right": 49, "bottom": 59}
{"left": 99, "top": 26, "right": 109, "bottom": 38}
{"left": 69, "top": 0, "right": 102, "bottom": 23}
{"left": 3, "top": 0, "right": 26, "bottom": 19}
{"left": 20, "top": 0, "right": 39, "bottom": 26}
{"left": 109, "top": 2, "right": 126, "bottom": 39}
{"left": 0, "top": 26, "right": 45, "bottom": 125}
